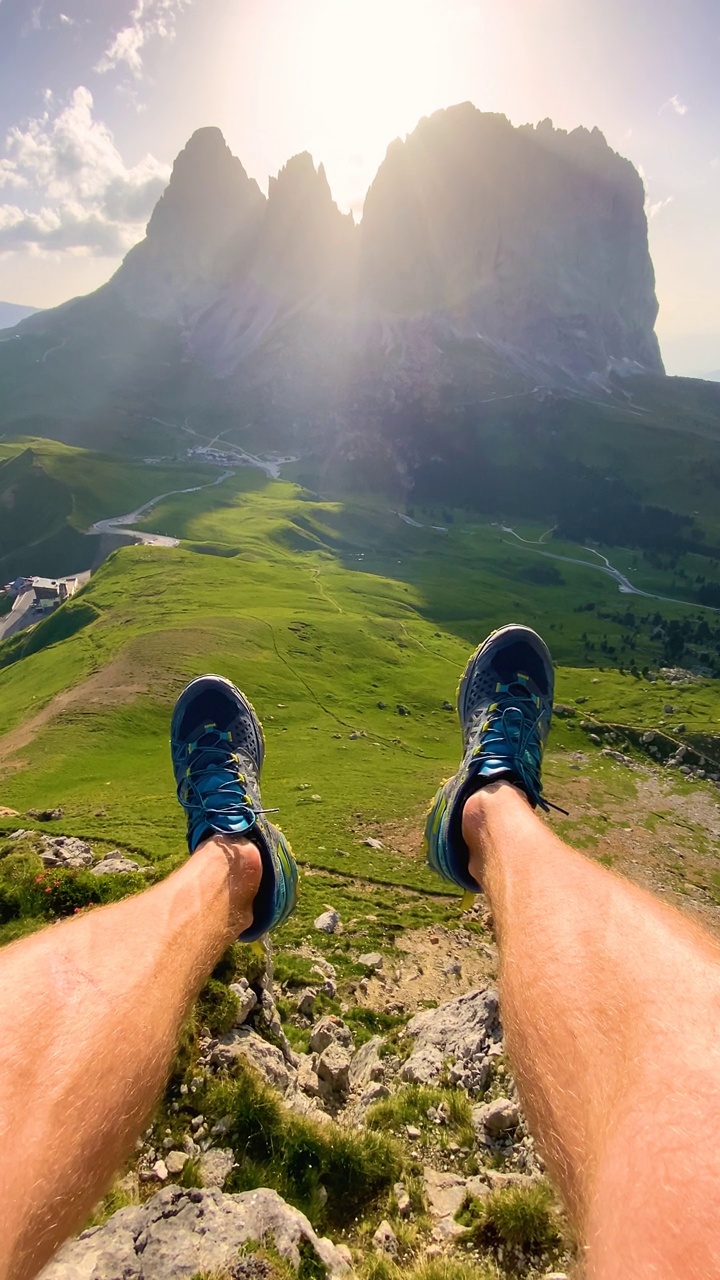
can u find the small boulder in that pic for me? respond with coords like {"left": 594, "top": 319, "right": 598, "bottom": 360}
{"left": 349, "top": 1036, "right": 384, "bottom": 1091}
{"left": 394, "top": 1182, "right": 411, "bottom": 1218}
{"left": 228, "top": 978, "right": 258, "bottom": 1025}
{"left": 314, "top": 909, "right": 341, "bottom": 934}
{"left": 424, "top": 1168, "right": 467, "bottom": 1220}
{"left": 362, "top": 837, "right": 384, "bottom": 850}
{"left": 211, "top": 1029, "right": 292, "bottom": 1094}
{"left": 317, "top": 1043, "right": 352, "bottom": 1094}
{"left": 199, "top": 1147, "right": 236, "bottom": 1188}
{"left": 27, "top": 807, "right": 63, "bottom": 821}
{"left": 91, "top": 852, "right": 141, "bottom": 876}
{"left": 310, "top": 1016, "right": 354, "bottom": 1054}
{"left": 358, "top": 952, "right": 383, "bottom": 971}
{"left": 473, "top": 1096, "right": 520, "bottom": 1136}
{"left": 40, "top": 835, "right": 93, "bottom": 869}
{"left": 372, "top": 1220, "right": 399, "bottom": 1256}
{"left": 360, "top": 1082, "right": 390, "bottom": 1107}
{"left": 296, "top": 988, "right": 317, "bottom": 1018}
{"left": 165, "top": 1150, "right": 188, "bottom": 1177}
{"left": 297, "top": 1055, "right": 322, "bottom": 1097}
{"left": 151, "top": 1159, "right": 168, "bottom": 1182}
{"left": 401, "top": 1046, "right": 443, "bottom": 1085}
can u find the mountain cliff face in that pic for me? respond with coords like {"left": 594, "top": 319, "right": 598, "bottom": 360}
{"left": 110, "top": 127, "right": 264, "bottom": 322}
{"left": 0, "top": 105, "right": 664, "bottom": 450}
{"left": 360, "top": 107, "right": 661, "bottom": 380}
{"left": 125, "top": 105, "right": 663, "bottom": 391}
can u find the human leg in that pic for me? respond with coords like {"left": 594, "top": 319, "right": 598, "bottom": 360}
{"left": 0, "top": 835, "right": 261, "bottom": 1280}
{"left": 463, "top": 782, "right": 720, "bottom": 1279}
{"left": 425, "top": 625, "right": 720, "bottom": 1278}
{"left": 0, "top": 673, "right": 297, "bottom": 1280}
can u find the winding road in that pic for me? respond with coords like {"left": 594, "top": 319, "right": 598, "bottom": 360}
{"left": 500, "top": 525, "right": 718, "bottom": 611}
{"left": 88, "top": 471, "right": 234, "bottom": 546}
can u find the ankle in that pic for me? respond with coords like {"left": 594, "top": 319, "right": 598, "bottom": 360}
{"left": 196, "top": 835, "right": 263, "bottom": 939}
{"left": 461, "top": 781, "right": 531, "bottom": 883}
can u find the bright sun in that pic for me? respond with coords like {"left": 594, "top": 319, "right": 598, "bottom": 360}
{"left": 279, "top": 0, "right": 481, "bottom": 209}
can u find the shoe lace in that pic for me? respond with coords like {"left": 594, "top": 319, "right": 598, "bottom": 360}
{"left": 472, "top": 684, "right": 568, "bottom": 815}
{"left": 174, "top": 727, "right": 263, "bottom": 827}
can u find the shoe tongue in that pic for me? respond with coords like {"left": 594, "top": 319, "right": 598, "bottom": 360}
{"left": 504, "top": 682, "right": 533, "bottom": 701}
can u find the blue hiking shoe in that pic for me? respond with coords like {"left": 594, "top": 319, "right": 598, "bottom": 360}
{"left": 424, "top": 625, "right": 556, "bottom": 892}
{"left": 171, "top": 675, "right": 297, "bottom": 942}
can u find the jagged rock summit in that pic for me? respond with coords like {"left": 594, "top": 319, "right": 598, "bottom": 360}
{"left": 0, "top": 103, "right": 664, "bottom": 450}
{"left": 111, "top": 104, "right": 662, "bottom": 388}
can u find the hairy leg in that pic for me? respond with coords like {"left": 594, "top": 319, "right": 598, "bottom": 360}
{"left": 0, "top": 836, "right": 261, "bottom": 1280}
{"left": 463, "top": 782, "right": 720, "bottom": 1280}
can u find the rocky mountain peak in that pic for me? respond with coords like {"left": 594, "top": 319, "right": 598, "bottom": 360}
{"left": 111, "top": 127, "right": 264, "bottom": 321}
{"left": 252, "top": 152, "right": 356, "bottom": 301}
{"left": 359, "top": 103, "right": 662, "bottom": 377}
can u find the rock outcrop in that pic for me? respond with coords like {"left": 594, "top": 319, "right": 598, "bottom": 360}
{"left": 40, "top": 1186, "right": 353, "bottom": 1280}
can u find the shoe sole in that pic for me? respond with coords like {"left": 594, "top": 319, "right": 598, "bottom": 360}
{"left": 456, "top": 623, "right": 555, "bottom": 735}
{"left": 171, "top": 674, "right": 266, "bottom": 776}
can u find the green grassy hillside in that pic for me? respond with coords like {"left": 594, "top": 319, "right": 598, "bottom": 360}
{"left": 2, "top": 468, "right": 720, "bottom": 947}
{"left": 0, "top": 437, "right": 219, "bottom": 580}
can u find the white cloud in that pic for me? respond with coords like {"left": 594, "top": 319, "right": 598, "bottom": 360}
{"left": 661, "top": 94, "right": 689, "bottom": 117}
{"left": 0, "top": 160, "right": 28, "bottom": 190}
{"left": 0, "top": 87, "right": 169, "bottom": 257}
{"left": 647, "top": 195, "right": 674, "bottom": 219}
{"left": 96, "top": 0, "right": 192, "bottom": 76}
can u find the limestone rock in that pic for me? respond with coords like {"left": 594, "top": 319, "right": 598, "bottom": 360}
{"left": 314, "top": 909, "right": 341, "bottom": 934}
{"left": 394, "top": 1182, "right": 411, "bottom": 1218}
{"left": 297, "top": 1054, "right": 322, "bottom": 1097}
{"left": 309, "top": 1016, "right": 354, "bottom": 1054}
{"left": 423, "top": 1168, "right": 467, "bottom": 1220}
{"left": 40, "top": 836, "right": 94, "bottom": 869}
{"left": 358, "top": 952, "right": 383, "bottom": 971}
{"left": 401, "top": 1045, "right": 444, "bottom": 1085}
{"left": 164, "top": 1150, "right": 188, "bottom": 1177}
{"left": 348, "top": 1036, "right": 384, "bottom": 1091}
{"left": 296, "top": 988, "right": 317, "bottom": 1018}
{"left": 91, "top": 852, "right": 141, "bottom": 876}
{"left": 402, "top": 988, "right": 501, "bottom": 1095}
{"left": 40, "top": 1186, "right": 353, "bottom": 1279}
{"left": 316, "top": 1043, "right": 352, "bottom": 1095}
{"left": 359, "top": 1082, "right": 390, "bottom": 1107}
{"left": 198, "top": 1147, "right": 236, "bottom": 1188}
{"left": 473, "top": 1096, "right": 520, "bottom": 1136}
{"left": 372, "top": 1220, "right": 399, "bottom": 1256}
{"left": 229, "top": 978, "right": 258, "bottom": 1024}
{"left": 210, "top": 1029, "right": 291, "bottom": 1093}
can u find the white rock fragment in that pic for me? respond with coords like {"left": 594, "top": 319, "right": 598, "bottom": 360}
{"left": 314, "top": 909, "right": 341, "bottom": 934}
{"left": 372, "top": 1220, "right": 399, "bottom": 1256}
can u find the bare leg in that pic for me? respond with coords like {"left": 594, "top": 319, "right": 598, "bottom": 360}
{"left": 0, "top": 837, "right": 261, "bottom": 1280}
{"left": 462, "top": 782, "right": 720, "bottom": 1279}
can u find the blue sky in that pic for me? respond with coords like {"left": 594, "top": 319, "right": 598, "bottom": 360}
{"left": 0, "top": 0, "right": 718, "bottom": 372}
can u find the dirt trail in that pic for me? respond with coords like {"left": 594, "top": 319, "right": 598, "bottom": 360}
{"left": 0, "top": 652, "right": 156, "bottom": 770}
